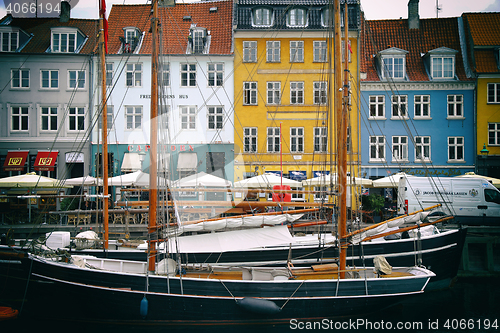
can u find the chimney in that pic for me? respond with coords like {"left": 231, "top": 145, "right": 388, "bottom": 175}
{"left": 59, "top": 1, "right": 71, "bottom": 22}
{"left": 408, "top": 0, "right": 419, "bottom": 29}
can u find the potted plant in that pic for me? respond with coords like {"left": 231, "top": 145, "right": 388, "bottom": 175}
{"left": 361, "top": 193, "right": 385, "bottom": 222}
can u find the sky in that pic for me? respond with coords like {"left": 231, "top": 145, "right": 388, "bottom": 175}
{"left": 0, "top": 0, "right": 499, "bottom": 21}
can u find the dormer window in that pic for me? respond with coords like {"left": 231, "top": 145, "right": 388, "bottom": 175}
{"left": 253, "top": 7, "right": 272, "bottom": 27}
{"left": 120, "top": 27, "right": 141, "bottom": 53}
{"left": 425, "top": 47, "right": 457, "bottom": 80}
{"left": 51, "top": 27, "right": 84, "bottom": 53}
{"left": 377, "top": 47, "right": 408, "bottom": 80}
{"left": 287, "top": 8, "right": 307, "bottom": 27}
{"left": 1, "top": 31, "right": 18, "bottom": 52}
{"left": 188, "top": 27, "right": 209, "bottom": 54}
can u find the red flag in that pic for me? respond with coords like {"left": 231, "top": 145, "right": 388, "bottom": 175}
{"left": 99, "top": 0, "right": 108, "bottom": 53}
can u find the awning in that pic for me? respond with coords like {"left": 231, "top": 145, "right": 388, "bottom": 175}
{"left": 177, "top": 153, "right": 197, "bottom": 171}
{"left": 34, "top": 151, "right": 58, "bottom": 171}
{"left": 121, "top": 153, "right": 142, "bottom": 172}
{"left": 3, "top": 150, "right": 29, "bottom": 171}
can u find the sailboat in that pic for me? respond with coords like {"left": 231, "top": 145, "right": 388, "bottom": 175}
{"left": 9, "top": 0, "right": 438, "bottom": 324}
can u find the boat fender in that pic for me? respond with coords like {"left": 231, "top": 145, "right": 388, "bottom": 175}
{"left": 236, "top": 297, "right": 281, "bottom": 315}
{"left": 140, "top": 296, "right": 148, "bottom": 319}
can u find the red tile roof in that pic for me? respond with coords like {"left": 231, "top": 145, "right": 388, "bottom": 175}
{"left": 360, "top": 17, "right": 471, "bottom": 82}
{"left": 107, "top": 0, "right": 233, "bottom": 55}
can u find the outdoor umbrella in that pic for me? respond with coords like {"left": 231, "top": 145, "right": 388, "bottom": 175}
{"left": 0, "top": 172, "right": 71, "bottom": 188}
{"left": 234, "top": 173, "right": 302, "bottom": 188}
{"left": 173, "top": 172, "right": 232, "bottom": 188}
{"left": 455, "top": 172, "right": 500, "bottom": 188}
{"left": 371, "top": 172, "right": 414, "bottom": 188}
{"left": 62, "top": 175, "right": 103, "bottom": 186}
{"left": 108, "top": 170, "right": 169, "bottom": 187}
{"left": 302, "top": 174, "right": 373, "bottom": 187}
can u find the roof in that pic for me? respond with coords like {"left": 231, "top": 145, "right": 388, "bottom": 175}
{"left": 107, "top": 0, "right": 233, "bottom": 55}
{"left": 360, "top": 17, "right": 471, "bottom": 82}
{"left": 0, "top": 15, "right": 99, "bottom": 54}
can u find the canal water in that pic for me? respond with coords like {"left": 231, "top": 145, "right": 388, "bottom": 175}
{"left": 3, "top": 277, "right": 498, "bottom": 333}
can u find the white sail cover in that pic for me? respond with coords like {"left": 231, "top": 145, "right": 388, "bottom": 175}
{"left": 166, "top": 225, "right": 295, "bottom": 253}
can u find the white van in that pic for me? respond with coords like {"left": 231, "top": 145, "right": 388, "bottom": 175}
{"left": 397, "top": 176, "right": 500, "bottom": 225}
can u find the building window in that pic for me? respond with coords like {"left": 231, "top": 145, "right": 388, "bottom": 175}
{"left": 447, "top": 95, "right": 463, "bottom": 118}
{"left": 180, "top": 63, "right": 196, "bottom": 87}
{"left": 243, "top": 41, "right": 257, "bottom": 63}
{"left": 290, "top": 81, "right": 304, "bottom": 104}
{"left": 314, "top": 186, "right": 328, "bottom": 201}
{"left": 1, "top": 31, "right": 18, "bottom": 52}
{"left": 180, "top": 106, "right": 196, "bottom": 130}
{"left": 207, "top": 106, "right": 223, "bottom": 130}
{"left": 414, "top": 95, "right": 430, "bottom": 118}
{"left": 244, "top": 127, "right": 258, "bottom": 152}
{"left": 253, "top": 8, "right": 272, "bottom": 26}
{"left": 11, "top": 106, "right": 29, "bottom": 131}
{"left": 290, "top": 41, "right": 304, "bottom": 63}
{"left": 243, "top": 82, "right": 257, "bottom": 105}
{"left": 370, "top": 135, "right": 385, "bottom": 161}
{"left": 313, "top": 41, "right": 327, "bottom": 62}
{"left": 415, "top": 136, "right": 431, "bottom": 161}
{"left": 266, "top": 41, "right": 280, "bottom": 63}
{"left": 41, "top": 107, "right": 58, "bottom": 131}
{"left": 51, "top": 32, "right": 76, "bottom": 53}
{"left": 392, "top": 136, "right": 408, "bottom": 162}
{"left": 448, "top": 137, "right": 464, "bottom": 161}
{"left": 322, "top": 8, "right": 332, "bottom": 27}
{"left": 190, "top": 29, "right": 206, "bottom": 54}
{"left": 432, "top": 57, "right": 454, "bottom": 79}
{"left": 125, "top": 106, "right": 142, "bottom": 130}
{"left": 488, "top": 123, "right": 500, "bottom": 145}
{"left": 159, "top": 105, "right": 169, "bottom": 132}
{"left": 267, "top": 127, "right": 280, "bottom": 153}
{"left": 208, "top": 63, "right": 223, "bottom": 87}
{"left": 382, "top": 57, "right": 405, "bottom": 79}
{"left": 313, "top": 81, "right": 327, "bottom": 105}
{"left": 314, "top": 127, "right": 327, "bottom": 152}
{"left": 160, "top": 63, "right": 170, "bottom": 87}
{"left": 68, "top": 70, "right": 85, "bottom": 89}
{"left": 287, "top": 8, "right": 307, "bottom": 27}
{"left": 487, "top": 83, "right": 500, "bottom": 103}
{"left": 126, "top": 63, "right": 142, "bottom": 87}
{"left": 369, "top": 95, "right": 385, "bottom": 119}
{"left": 11, "top": 69, "right": 29, "bottom": 89}
{"left": 41, "top": 70, "right": 58, "bottom": 89}
{"left": 122, "top": 27, "right": 141, "bottom": 53}
{"left": 267, "top": 82, "right": 281, "bottom": 105}
{"left": 69, "top": 107, "right": 85, "bottom": 131}
{"left": 98, "top": 105, "right": 114, "bottom": 130}
{"left": 106, "top": 63, "right": 113, "bottom": 87}
{"left": 391, "top": 95, "right": 407, "bottom": 118}
{"left": 290, "top": 127, "right": 304, "bottom": 153}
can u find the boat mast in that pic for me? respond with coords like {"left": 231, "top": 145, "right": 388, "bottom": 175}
{"left": 99, "top": 1, "right": 109, "bottom": 250}
{"left": 148, "top": 0, "right": 159, "bottom": 273}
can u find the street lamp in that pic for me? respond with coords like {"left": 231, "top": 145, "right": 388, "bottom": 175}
{"left": 480, "top": 143, "right": 489, "bottom": 176}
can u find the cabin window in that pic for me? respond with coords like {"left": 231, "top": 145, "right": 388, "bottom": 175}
{"left": 266, "top": 41, "right": 280, "bottom": 63}
{"left": 314, "top": 127, "right": 327, "bottom": 152}
{"left": 243, "top": 82, "right": 257, "bottom": 105}
{"left": 391, "top": 95, "right": 408, "bottom": 119}
{"left": 431, "top": 56, "right": 454, "bottom": 79}
{"left": 106, "top": 63, "right": 113, "bottom": 87}
{"left": 267, "top": 127, "right": 280, "bottom": 153}
{"left": 369, "top": 135, "right": 385, "bottom": 161}
{"left": 369, "top": 95, "right": 385, "bottom": 119}
{"left": 180, "top": 106, "right": 196, "bottom": 130}
{"left": 313, "top": 41, "right": 327, "bottom": 62}
{"left": 267, "top": 82, "right": 281, "bottom": 105}
{"left": 290, "top": 127, "right": 304, "bottom": 153}
{"left": 207, "top": 106, "right": 223, "bottom": 130}
{"left": 180, "top": 63, "right": 196, "bottom": 87}
{"left": 414, "top": 95, "right": 430, "bottom": 118}
{"left": 487, "top": 83, "right": 500, "bottom": 103}
{"left": 290, "top": 82, "right": 304, "bottom": 104}
{"left": 1, "top": 31, "right": 18, "bottom": 52}
{"left": 287, "top": 8, "right": 307, "bottom": 27}
{"left": 126, "top": 63, "right": 142, "bottom": 87}
{"left": 40, "top": 70, "right": 58, "bottom": 89}
{"left": 415, "top": 136, "right": 431, "bottom": 161}
{"left": 485, "top": 189, "right": 500, "bottom": 204}
{"left": 448, "top": 136, "right": 464, "bottom": 162}
{"left": 447, "top": 95, "right": 463, "bottom": 118}
{"left": 243, "top": 127, "right": 258, "bottom": 153}
{"left": 243, "top": 41, "right": 257, "bottom": 63}
{"left": 382, "top": 57, "right": 405, "bottom": 79}
{"left": 488, "top": 123, "right": 500, "bottom": 145}
{"left": 290, "top": 41, "right": 304, "bottom": 63}
{"left": 68, "top": 70, "right": 85, "bottom": 89}
{"left": 10, "top": 106, "right": 29, "bottom": 132}
{"left": 313, "top": 81, "right": 327, "bottom": 105}
{"left": 125, "top": 106, "right": 142, "bottom": 130}
{"left": 207, "top": 63, "right": 223, "bottom": 87}
{"left": 392, "top": 136, "right": 408, "bottom": 162}
{"left": 68, "top": 107, "right": 85, "bottom": 131}
{"left": 40, "top": 106, "right": 58, "bottom": 131}
{"left": 253, "top": 8, "right": 272, "bottom": 26}
{"left": 11, "top": 69, "right": 29, "bottom": 89}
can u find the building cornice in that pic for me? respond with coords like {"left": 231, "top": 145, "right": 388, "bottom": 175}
{"left": 361, "top": 81, "right": 475, "bottom": 91}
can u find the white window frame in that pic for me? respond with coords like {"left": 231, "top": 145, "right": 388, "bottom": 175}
{"left": 159, "top": 105, "right": 169, "bottom": 132}
{"left": 40, "top": 106, "right": 58, "bottom": 132}
{"left": 253, "top": 8, "right": 272, "bottom": 27}
{"left": 180, "top": 106, "right": 196, "bottom": 130}
{"left": 244, "top": 127, "right": 258, "bottom": 153}
{"left": 391, "top": 136, "right": 408, "bottom": 162}
{"left": 98, "top": 105, "right": 114, "bottom": 130}
{"left": 369, "top": 95, "right": 385, "bottom": 119}
{"left": 267, "top": 81, "right": 281, "bottom": 105}
{"left": 488, "top": 123, "right": 500, "bottom": 146}
{"left": 10, "top": 106, "right": 29, "bottom": 132}
{"left": 431, "top": 56, "right": 454, "bottom": 79}
{"left": 11, "top": 69, "right": 29, "bottom": 89}
{"left": 68, "top": 107, "right": 85, "bottom": 132}
{"left": 125, "top": 106, "right": 142, "bottom": 130}
{"left": 160, "top": 62, "right": 170, "bottom": 87}
{"left": 287, "top": 8, "right": 307, "bottom": 27}
{"left": 487, "top": 83, "right": 500, "bottom": 104}
{"left": 267, "top": 127, "right": 280, "bottom": 153}
{"left": 207, "top": 63, "right": 223, "bottom": 87}
{"left": 191, "top": 29, "right": 206, "bottom": 54}
{"left": 243, "top": 82, "right": 257, "bottom": 105}
{"left": 243, "top": 41, "right": 257, "bottom": 63}
{"left": 290, "top": 127, "right": 304, "bottom": 153}
{"left": 180, "top": 63, "right": 196, "bottom": 87}
{"left": 415, "top": 136, "right": 431, "bottom": 161}
{"left": 369, "top": 135, "right": 385, "bottom": 162}
{"left": 290, "top": 81, "right": 304, "bottom": 104}
{"left": 266, "top": 41, "right": 280, "bottom": 63}
{"left": 447, "top": 95, "right": 464, "bottom": 119}
{"left": 290, "top": 41, "right": 304, "bottom": 63}
{"left": 448, "top": 136, "right": 464, "bottom": 162}
{"left": 391, "top": 95, "right": 408, "bottom": 119}
{"left": 126, "top": 63, "right": 142, "bottom": 87}
{"left": 207, "top": 106, "right": 223, "bottom": 130}
{"left": 321, "top": 8, "right": 332, "bottom": 27}
{"left": 40, "top": 70, "right": 58, "bottom": 89}
{"left": 1, "top": 31, "right": 19, "bottom": 52}
{"left": 314, "top": 127, "right": 327, "bottom": 153}
{"left": 313, "top": 81, "right": 327, "bottom": 105}
{"left": 313, "top": 41, "right": 327, "bottom": 62}
{"left": 314, "top": 186, "right": 328, "bottom": 201}
{"left": 51, "top": 31, "right": 76, "bottom": 53}
{"left": 414, "top": 95, "right": 430, "bottom": 119}
{"left": 105, "top": 63, "right": 113, "bottom": 87}
{"left": 382, "top": 56, "right": 405, "bottom": 79}
{"left": 68, "top": 70, "right": 85, "bottom": 89}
